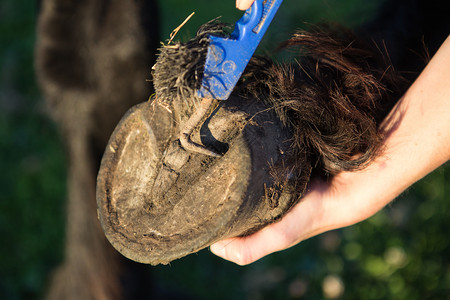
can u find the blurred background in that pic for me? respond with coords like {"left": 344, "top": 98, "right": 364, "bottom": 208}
{"left": 0, "top": 0, "right": 448, "bottom": 299}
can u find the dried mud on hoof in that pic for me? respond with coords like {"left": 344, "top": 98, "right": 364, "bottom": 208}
{"left": 96, "top": 96, "right": 310, "bottom": 265}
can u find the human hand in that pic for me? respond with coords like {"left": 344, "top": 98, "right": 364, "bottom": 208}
{"left": 236, "top": 0, "right": 255, "bottom": 10}
{"left": 210, "top": 36, "right": 450, "bottom": 265}
{"left": 210, "top": 169, "right": 390, "bottom": 265}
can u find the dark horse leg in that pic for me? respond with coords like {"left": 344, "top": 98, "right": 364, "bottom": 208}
{"left": 35, "top": 0, "right": 159, "bottom": 299}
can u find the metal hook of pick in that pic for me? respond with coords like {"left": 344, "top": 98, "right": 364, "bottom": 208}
{"left": 179, "top": 98, "right": 222, "bottom": 157}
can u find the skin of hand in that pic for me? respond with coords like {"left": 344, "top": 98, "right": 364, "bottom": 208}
{"left": 210, "top": 36, "right": 450, "bottom": 265}
{"left": 236, "top": 0, "right": 255, "bottom": 10}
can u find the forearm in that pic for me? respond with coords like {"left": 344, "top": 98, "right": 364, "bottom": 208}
{"left": 324, "top": 36, "right": 450, "bottom": 230}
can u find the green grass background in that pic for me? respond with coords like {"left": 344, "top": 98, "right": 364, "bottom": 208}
{"left": 0, "top": 0, "right": 448, "bottom": 299}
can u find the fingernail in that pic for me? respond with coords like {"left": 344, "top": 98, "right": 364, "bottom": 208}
{"left": 210, "top": 243, "right": 225, "bottom": 256}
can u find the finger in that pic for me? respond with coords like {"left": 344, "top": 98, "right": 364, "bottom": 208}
{"left": 236, "top": 0, "right": 254, "bottom": 10}
{"left": 210, "top": 224, "right": 293, "bottom": 265}
{"left": 210, "top": 184, "right": 329, "bottom": 265}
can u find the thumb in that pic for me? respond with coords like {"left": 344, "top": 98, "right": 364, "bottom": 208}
{"left": 210, "top": 225, "right": 293, "bottom": 265}
{"left": 210, "top": 188, "right": 327, "bottom": 264}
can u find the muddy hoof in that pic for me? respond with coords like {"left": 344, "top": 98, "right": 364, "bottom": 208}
{"left": 96, "top": 96, "right": 310, "bottom": 265}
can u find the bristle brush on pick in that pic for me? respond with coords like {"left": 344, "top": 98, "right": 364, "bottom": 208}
{"left": 180, "top": 0, "right": 283, "bottom": 156}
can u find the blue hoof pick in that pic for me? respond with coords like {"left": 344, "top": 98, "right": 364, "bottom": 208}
{"left": 197, "top": 0, "right": 284, "bottom": 100}
{"left": 181, "top": 0, "right": 283, "bottom": 157}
